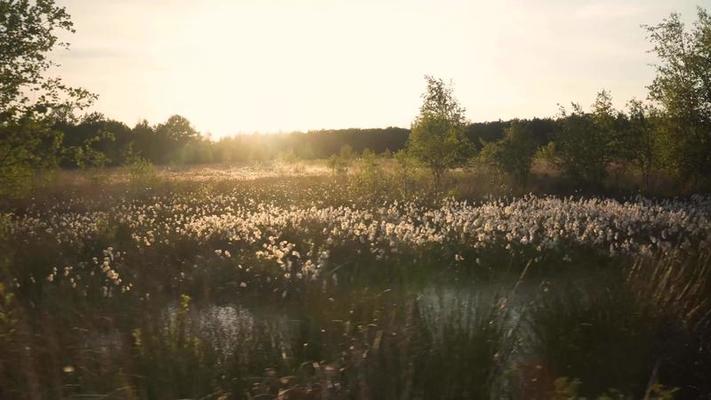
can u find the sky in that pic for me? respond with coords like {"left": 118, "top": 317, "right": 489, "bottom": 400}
{"left": 54, "top": 0, "right": 708, "bottom": 138}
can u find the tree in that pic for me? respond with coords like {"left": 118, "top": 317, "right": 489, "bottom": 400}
{"left": 590, "top": 90, "right": 626, "bottom": 162}
{"left": 479, "top": 120, "right": 539, "bottom": 190}
{"left": 0, "top": 0, "right": 94, "bottom": 196}
{"left": 156, "top": 115, "right": 199, "bottom": 144}
{"left": 644, "top": 7, "right": 711, "bottom": 187}
{"left": 150, "top": 115, "right": 199, "bottom": 164}
{"left": 625, "top": 99, "right": 661, "bottom": 192}
{"left": 54, "top": 113, "right": 136, "bottom": 167}
{"left": 554, "top": 91, "right": 621, "bottom": 188}
{"left": 0, "top": 0, "right": 94, "bottom": 121}
{"left": 407, "top": 76, "right": 472, "bottom": 187}
{"left": 0, "top": 119, "right": 61, "bottom": 196}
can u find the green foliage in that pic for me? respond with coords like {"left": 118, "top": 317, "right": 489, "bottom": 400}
{"left": 0, "top": 0, "right": 95, "bottom": 121}
{"left": 590, "top": 90, "right": 627, "bottom": 161}
{"left": 479, "top": 120, "right": 539, "bottom": 190}
{"left": 553, "top": 91, "right": 622, "bottom": 187}
{"left": 55, "top": 112, "right": 135, "bottom": 167}
{"left": 0, "top": 119, "right": 62, "bottom": 197}
{"left": 359, "top": 147, "right": 377, "bottom": 165}
{"left": 554, "top": 103, "right": 605, "bottom": 185}
{"left": 152, "top": 115, "right": 200, "bottom": 164}
{"left": 645, "top": 7, "right": 711, "bottom": 188}
{"left": 393, "top": 149, "right": 422, "bottom": 196}
{"left": 0, "top": 0, "right": 96, "bottom": 198}
{"left": 407, "top": 76, "right": 473, "bottom": 186}
{"left": 351, "top": 149, "right": 384, "bottom": 199}
{"left": 2, "top": 3, "right": 711, "bottom": 198}
{"left": 157, "top": 115, "right": 199, "bottom": 144}
{"left": 535, "top": 142, "right": 558, "bottom": 165}
{"left": 624, "top": 100, "right": 662, "bottom": 192}
{"left": 126, "top": 157, "right": 158, "bottom": 188}
{"left": 68, "top": 130, "right": 115, "bottom": 169}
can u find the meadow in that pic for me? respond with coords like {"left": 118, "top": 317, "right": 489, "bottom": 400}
{"left": 1, "top": 161, "right": 710, "bottom": 399}
{"left": 3, "top": 0, "right": 711, "bottom": 398}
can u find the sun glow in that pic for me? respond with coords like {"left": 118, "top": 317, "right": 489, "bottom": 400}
{"left": 56, "top": 0, "right": 700, "bottom": 137}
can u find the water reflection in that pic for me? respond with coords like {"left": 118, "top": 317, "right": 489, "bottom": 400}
{"left": 19, "top": 259, "right": 710, "bottom": 399}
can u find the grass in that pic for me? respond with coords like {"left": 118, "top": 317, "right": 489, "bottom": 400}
{"left": 0, "top": 164, "right": 709, "bottom": 399}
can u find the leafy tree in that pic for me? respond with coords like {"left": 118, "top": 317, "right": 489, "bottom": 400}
{"left": 407, "top": 76, "right": 473, "bottom": 187}
{"left": 0, "top": 0, "right": 94, "bottom": 121}
{"left": 0, "top": 118, "right": 61, "bottom": 196}
{"left": 130, "top": 119, "right": 158, "bottom": 161}
{"left": 352, "top": 148, "right": 385, "bottom": 198}
{"left": 54, "top": 113, "right": 135, "bottom": 167}
{"left": 67, "top": 131, "right": 114, "bottom": 169}
{"left": 590, "top": 90, "right": 626, "bottom": 162}
{"left": 554, "top": 91, "right": 621, "bottom": 187}
{"left": 131, "top": 115, "right": 200, "bottom": 164}
{"left": 154, "top": 115, "right": 200, "bottom": 164}
{"left": 479, "top": 120, "right": 539, "bottom": 190}
{"left": 0, "top": 0, "right": 94, "bottom": 196}
{"left": 644, "top": 7, "right": 711, "bottom": 187}
{"left": 156, "top": 115, "right": 199, "bottom": 144}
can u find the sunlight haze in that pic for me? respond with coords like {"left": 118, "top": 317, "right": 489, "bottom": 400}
{"left": 55, "top": 0, "right": 705, "bottom": 137}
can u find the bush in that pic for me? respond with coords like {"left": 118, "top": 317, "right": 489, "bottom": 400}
{"left": 126, "top": 157, "right": 158, "bottom": 187}
{"left": 479, "top": 120, "right": 538, "bottom": 190}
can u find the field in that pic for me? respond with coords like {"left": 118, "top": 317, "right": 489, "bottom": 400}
{"left": 1, "top": 163, "right": 710, "bottom": 399}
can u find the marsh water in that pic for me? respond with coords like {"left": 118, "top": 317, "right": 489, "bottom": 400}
{"left": 104, "top": 263, "right": 699, "bottom": 400}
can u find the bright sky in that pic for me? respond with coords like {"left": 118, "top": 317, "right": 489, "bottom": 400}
{"left": 55, "top": 0, "right": 707, "bottom": 137}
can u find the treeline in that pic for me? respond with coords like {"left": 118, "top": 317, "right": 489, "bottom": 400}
{"left": 5, "top": 86, "right": 709, "bottom": 192}
{"left": 51, "top": 115, "right": 411, "bottom": 166}
{"left": 44, "top": 114, "right": 557, "bottom": 167}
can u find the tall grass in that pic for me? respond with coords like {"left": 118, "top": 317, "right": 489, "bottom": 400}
{"left": 524, "top": 251, "right": 711, "bottom": 399}
{"left": 1, "top": 167, "right": 710, "bottom": 398}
